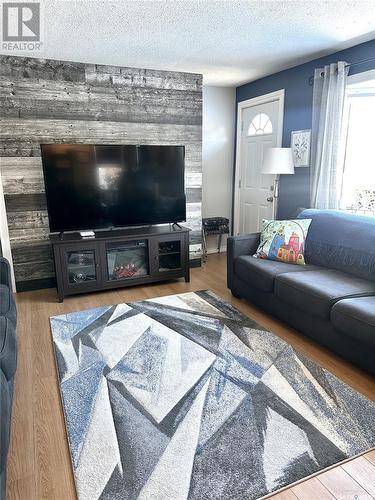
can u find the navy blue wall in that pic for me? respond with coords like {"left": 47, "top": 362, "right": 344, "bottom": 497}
{"left": 236, "top": 38, "right": 375, "bottom": 219}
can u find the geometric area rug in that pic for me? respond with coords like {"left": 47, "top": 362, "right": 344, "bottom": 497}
{"left": 50, "top": 290, "right": 375, "bottom": 500}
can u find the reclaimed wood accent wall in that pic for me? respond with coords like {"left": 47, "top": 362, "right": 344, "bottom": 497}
{"left": 0, "top": 56, "right": 202, "bottom": 290}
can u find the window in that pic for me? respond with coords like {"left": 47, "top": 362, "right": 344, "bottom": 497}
{"left": 248, "top": 113, "right": 273, "bottom": 136}
{"left": 340, "top": 71, "right": 375, "bottom": 215}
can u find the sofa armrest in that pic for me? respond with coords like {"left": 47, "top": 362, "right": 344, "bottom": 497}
{"left": 0, "top": 258, "right": 11, "bottom": 291}
{"left": 227, "top": 233, "right": 260, "bottom": 289}
{"left": 0, "top": 368, "right": 10, "bottom": 478}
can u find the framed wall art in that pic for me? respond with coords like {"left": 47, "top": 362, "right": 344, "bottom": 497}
{"left": 291, "top": 129, "right": 311, "bottom": 167}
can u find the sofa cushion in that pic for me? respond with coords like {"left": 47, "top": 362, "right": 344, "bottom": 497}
{"left": 274, "top": 269, "right": 375, "bottom": 320}
{"left": 331, "top": 297, "right": 375, "bottom": 347}
{"left": 298, "top": 209, "right": 375, "bottom": 281}
{"left": 0, "top": 284, "right": 16, "bottom": 325}
{"left": 0, "top": 317, "right": 17, "bottom": 381}
{"left": 234, "top": 256, "right": 321, "bottom": 293}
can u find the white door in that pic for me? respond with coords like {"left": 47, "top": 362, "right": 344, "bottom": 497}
{"left": 237, "top": 98, "right": 280, "bottom": 234}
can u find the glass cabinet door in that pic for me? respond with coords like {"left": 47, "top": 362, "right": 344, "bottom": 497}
{"left": 106, "top": 240, "right": 149, "bottom": 281}
{"left": 158, "top": 240, "right": 182, "bottom": 272}
{"left": 66, "top": 250, "right": 98, "bottom": 284}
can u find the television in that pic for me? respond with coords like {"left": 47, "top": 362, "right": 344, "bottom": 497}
{"left": 41, "top": 144, "right": 186, "bottom": 232}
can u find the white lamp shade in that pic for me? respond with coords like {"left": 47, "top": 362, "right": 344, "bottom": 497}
{"left": 262, "top": 147, "right": 295, "bottom": 175}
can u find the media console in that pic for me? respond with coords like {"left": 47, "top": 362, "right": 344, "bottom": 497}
{"left": 50, "top": 225, "right": 190, "bottom": 302}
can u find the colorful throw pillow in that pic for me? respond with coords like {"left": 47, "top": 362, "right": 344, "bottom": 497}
{"left": 254, "top": 219, "right": 312, "bottom": 265}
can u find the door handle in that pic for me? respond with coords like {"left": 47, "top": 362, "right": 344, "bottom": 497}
{"left": 267, "top": 197, "right": 274, "bottom": 202}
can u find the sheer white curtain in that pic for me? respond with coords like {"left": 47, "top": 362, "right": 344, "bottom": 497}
{"left": 310, "top": 61, "right": 349, "bottom": 209}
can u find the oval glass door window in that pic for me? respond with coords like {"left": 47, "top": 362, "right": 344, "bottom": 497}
{"left": 248, "top": 113, "right": 273, "bottom": 136}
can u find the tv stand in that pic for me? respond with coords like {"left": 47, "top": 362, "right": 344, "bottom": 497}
{"left": 172, "top": 222, "right": 183, "bottom": 230}
{"left": 50, "top": 225, "right": 190, "bottom": 302}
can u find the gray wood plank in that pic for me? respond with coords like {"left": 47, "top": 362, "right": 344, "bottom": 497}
{"left": 5, "top": 193, "right": 47, "bottom": 212}
{"left": 0, "top": 55, "right": 85, "bottom": 82}
{"left": 186, "top": 172, "right": 202, "bottom": 187}
{"left": 186, "top": 187, "right": 202, "bottom": 203}
{"left": 6, "top": 210, "right": 49, "bottom": 230}
{"left": 0, "top": 157, "right": 44, "bottom": 194}
{"left": 189, "top": 230, "right": 202, "bottom": 244}
{"left": 14, "top": 260, "right": 55, "bottom": 281}
{"left": 0, "top": 118, "right": 202, "bottom": 157}
{"left": 8, "top": 227, "right": 50, "bottom": 244}
{"left": 0, "top": 155, "right": 42, "bottom": 170}
{"left": 0, "top": 74, "right": 202, "bottom": 96}
{"left": 0, "top": 117, "right": 202, "bottom": 141}
{"left": 85, "top": 64, "right": 202, "bottom": 91}
{"left": 186, "top": 202, "right": 202, "bottom": 232}
{"left": 12, "top": 242, "right": 53, "bottom": 265}
{"left": 189, "top": 243, "right": 202, "bottom": 259}
{"left": 0, "top": 56, "right": 201, "bottom": 91}
{"left": 0, "top": 98, "right": 202, "bottom": 126}
{"left": 0, "top": 77, "right": 202, "bottom": 125}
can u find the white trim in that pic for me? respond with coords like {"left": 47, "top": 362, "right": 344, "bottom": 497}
{"left": 347, "top": 68, "right": 375, "bottom": 85}
{"left": 0, "top": 171, "right": 16, "bottom": 290}
{"left": 233, "top": 89, "right": 285, "bottom": 235}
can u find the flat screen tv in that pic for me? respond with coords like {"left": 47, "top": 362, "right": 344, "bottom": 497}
{"left": 41, "top": 144, "right": 186, "bottom": 232}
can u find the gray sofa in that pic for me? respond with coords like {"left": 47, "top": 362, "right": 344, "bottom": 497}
{"left": 227, "top": 209, "right": 375, "bottom": 376}
{"left": 0, "top": 258, "right": 17, "bottom": 500}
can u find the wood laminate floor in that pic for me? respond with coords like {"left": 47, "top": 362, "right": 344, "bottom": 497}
{"left": 7, "top": 253, "right": 375, "bottom": 499}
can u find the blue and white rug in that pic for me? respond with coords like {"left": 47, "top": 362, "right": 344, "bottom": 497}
{"left": 50, "top": 290, "right": 375, "bottom": 500}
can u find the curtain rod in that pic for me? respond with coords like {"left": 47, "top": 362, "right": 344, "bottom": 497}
{"left": 308, "top": 55, "right": 375, "bottom": 86}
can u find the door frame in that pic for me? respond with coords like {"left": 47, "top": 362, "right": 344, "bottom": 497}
{"left": 233, "top": 89, "right": 285, "bottom": 235}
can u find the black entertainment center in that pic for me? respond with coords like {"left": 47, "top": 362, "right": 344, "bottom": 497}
{"left": 42, "top": 143, "right": 191, "bottom": 301}
{"left": 51, "top": 225, "right": 190, "bottom": 302}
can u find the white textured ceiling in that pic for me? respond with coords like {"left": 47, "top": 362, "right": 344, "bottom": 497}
{"left": 3, "top": 0, "right": 375, "bottom": 86}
